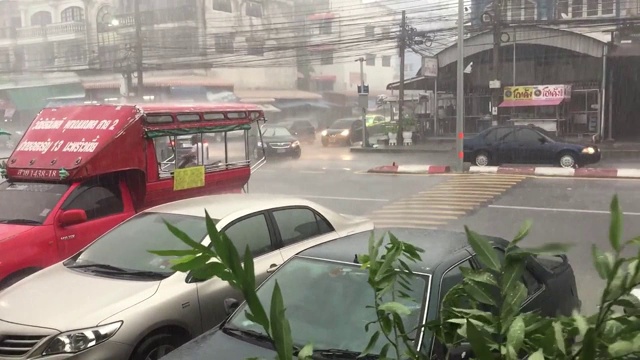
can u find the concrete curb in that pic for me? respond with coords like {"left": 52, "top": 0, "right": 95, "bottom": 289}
{"left": 350, "top": 146, "right": 452, "bottom": 154}
{"left": 469, "top": 166, "right": 640, "bottom": 179}
{"left": 368, "top": 164, "right": 451, "bottom": 174}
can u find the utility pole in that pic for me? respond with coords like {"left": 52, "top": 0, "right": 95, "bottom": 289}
{"left": 455, "top": 0, "right": 464, "bottom": 172}
{"left": 490, "top": 0, "right": 502, "bottom": 123}
{"left": 134, "top": 0, "right": 144, "bottom": 98}
{"left": 398, "top": 10, "right": 406, "bottom": 140}
{"left": 356, "top": 57, "right": 368, "bottom": 147}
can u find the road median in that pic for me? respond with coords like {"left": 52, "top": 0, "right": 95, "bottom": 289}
{"left": 469, "top": 166, "right": 640, "bottom": 179}
{"left": 368, "top": 164, "right": 451, "bottom": 174}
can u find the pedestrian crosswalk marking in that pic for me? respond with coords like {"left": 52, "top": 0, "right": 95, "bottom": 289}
{"left": 371, "top": 174, "right": 528, "bottom": 229}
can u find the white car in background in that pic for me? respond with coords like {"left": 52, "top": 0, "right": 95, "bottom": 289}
{"left": 0, "top": 194, "right": 373, "bottom": 360}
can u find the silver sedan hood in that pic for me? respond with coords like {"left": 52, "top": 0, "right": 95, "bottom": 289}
{"left": 0, "top": 264, "right": 160, "bottom": 331}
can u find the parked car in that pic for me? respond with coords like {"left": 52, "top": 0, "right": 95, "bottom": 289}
{"left": 0, "top": 194, "right": 372, "bottom": 360}
{"left": 255, "top": 126, "right": 302, "bottom": 159}
{"left": 163, "top": 228, "right": 581, "bottom": 360}
{"left": 321, "top": 118, "right": 364, "bottom": 147}
{"left": 463, "top": 125, "right": 601, "bottom": 168}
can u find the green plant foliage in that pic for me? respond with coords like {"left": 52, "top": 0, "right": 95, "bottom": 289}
{"left": 151, "top": 195, "right": 639, "bottom": 360}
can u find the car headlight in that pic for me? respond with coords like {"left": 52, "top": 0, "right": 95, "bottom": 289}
{"left": 43, "top": 322, "right": 122, "bottom": 355}
{"left": 341, "top": 129, "right": 350, "bottom": 136}
{"left": 581, "top": 147, "right": 596, "bottom": 154}
{"left": 321, "top": 130, "right": 327, "bottom": 136}
{"left": 257, "top": 141, "right": 263, "bottom": 148}
{"left": 291, "top": 140, "right": 300, "bottom": 147}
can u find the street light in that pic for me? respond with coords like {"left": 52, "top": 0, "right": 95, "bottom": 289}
{"left": 455, "top": 0, "right": 465, "bottom": 173}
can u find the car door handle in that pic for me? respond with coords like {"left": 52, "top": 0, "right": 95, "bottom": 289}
{"left": 267, "top": 264, "right": 279, "bottom": 273}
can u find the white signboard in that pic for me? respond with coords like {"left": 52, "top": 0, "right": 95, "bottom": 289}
{"left": 421, "top": 57, "right": 438, "bottom": 77}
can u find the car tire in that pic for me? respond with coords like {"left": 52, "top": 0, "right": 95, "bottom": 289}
{"left": 558, "top": 152, "right": 577, "bottom": 168}
{"left": 321, "top": 139, "right": 328, "bottom": 147}
{"left": 292, "top": 149, "right": 301, "bottom": 159}
{"left": 131, "top": 333, "right": 185, "bottom": 360}
{"left": 474, "top": 151, "right": 491, "bottom": 167}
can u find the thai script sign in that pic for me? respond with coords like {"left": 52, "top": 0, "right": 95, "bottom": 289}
{"left": 503, "top": 85, "right": 572, "bottom": 101}
{"left": 174, "top": 166, "right": 205, "bottom": 191}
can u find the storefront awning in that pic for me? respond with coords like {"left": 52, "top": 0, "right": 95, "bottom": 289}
{"left": 386, "top": 76, "right": 436, "bottom": 91}
{"left": 4, "top": 83, "right": 85, "bottom": 111}
{"left": 498, "top": 98, "right": 564, "bottom": 108}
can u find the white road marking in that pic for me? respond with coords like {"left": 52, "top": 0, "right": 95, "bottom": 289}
{"left": 300, "top": 170, "right": 325, "bottom": 174}
{"left": 302, "top": 195, "right": 389, "bottom": 202}
{"left": 489, "top": 204, "right": 640, "bottom": 216}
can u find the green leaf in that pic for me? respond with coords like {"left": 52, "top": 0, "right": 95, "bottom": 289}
{"left": 243, "top": 245, "right": 256, "bottom": 290}
{"left": 164, "top": 220, "right": 211, "bottom": 254}
{"left": 378, "top": 302, "right": 411, "bottom": 316}
{"left": 465, "top": 319, "right": 494, "bottom": 360}
{"left": 270, "top": 282, "right": 293, "bottom": 360}
{"left": 171, "top": 254, "right": 210, "bottom": 272}
{"left": 148, "top": 248, "right": 199, "bottom": 257}
{"left": 572, "top": 311, "right": 588, "bottom": 337}
{"left": 528, "top": 349, "right": 545, "bottom": 360}
{"left": 553, "top": 321, "right": 566, "bottom": 355}
{"left": 512, "top": 220, "right": 533, "bottom": 245}
{"left": 460, "top": 267, "right": 497, "bottom": 286}
{"left": 501, "top": 260, "right": 525, "bottom": 296}
{"left": 580, "top": 329, "right": 596, "bottom": 360}
{"left": 592, "top": 245, "right": 613, "bottom": 279}
{"left": 609, "top": 195, "right": 622, "bottom": 252}
{"left": 190, "top": 262, "right": 232, "bottom": 282}
{"left": 503, "top": 282, "right": 528, "bottom": 313}
{"left": 506, "top": 316, "right": 525, "bottom": 354}
{"left": 360, "top": 331, "right": 380, "bottom": 357}
{"left": 465, "top": 227, "right": 501, "bottom": 272}
{"left": 297, "top": 343, "right": 314, "bottom": 359}
{"left": 463, "top": 281, "right": 496, "bottom": 306}
{"left": 608, "top": 340, "right": 635, "bottom": 357}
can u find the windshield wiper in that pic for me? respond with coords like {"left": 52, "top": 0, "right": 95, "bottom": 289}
{"left": 309, "top": 348, "right": 379, "bottom": 360}
{"left": 0, "top": 219, "right": 41, "bottom": 225}
{"left": 222, "top": 326, "right": 274, "bottom": 345}
{"left": 66, "top": 263, "right": 169, "bottom": 279}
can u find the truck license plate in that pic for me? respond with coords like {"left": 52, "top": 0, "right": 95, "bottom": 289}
{"left": 329, "top": 138, "right": 336, "bottom": 143}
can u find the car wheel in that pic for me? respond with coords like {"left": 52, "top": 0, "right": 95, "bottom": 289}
{"left": 321, "top": 139, "right": 328, "bottom": 147}
{"left": 558, "top": 152, "right": 577, "bottom": 168}
{"left": 131, "top": 333, "right": 185, "bottom": 360}
{"left": 474, "top": 151, "right": 490, "bottom": 167}
{"left": 292, "top": 149, "right": 301, "bottom": 159}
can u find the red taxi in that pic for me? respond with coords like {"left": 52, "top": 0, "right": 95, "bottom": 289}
{"left": 0, "top": 103, "right": 265, "bottom": 289}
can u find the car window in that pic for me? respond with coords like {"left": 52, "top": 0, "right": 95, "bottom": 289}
{"left": 272, "top": 207, "right": 334, "bottom": 245}
{"left": 63, "top": 180, "right": 124, "bottom": 221}
{"left": 329, "top": 120, "right": 354, "bottom": 129}
{"left": 0, "top": 182, "right": 70, "bottom": 224}
{"left": 261, "top": 127, "right": 291, "bottom": 137}
{"left": 70, "top": 212, "right": 209, "bottom": 274}
{"left": 223, "top": 214, "right": 273, "bottom": 257}
{"left": 440, "top": 259, "right": 473, "bottom": 301}
{"left": 501, "top": 129, "right": 517, "bottom": 143}
{"left": 353, "top": 120, "right": 363, "bottom": 129}
{"left": 517, "top": 129, "right": 543, "bottom": 144}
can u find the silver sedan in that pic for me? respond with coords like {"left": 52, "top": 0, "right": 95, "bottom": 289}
{"left": 0, "top": 193, "right": 373, "bottom": 360}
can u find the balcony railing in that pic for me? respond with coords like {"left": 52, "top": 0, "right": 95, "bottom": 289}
{"left": 112, "top": 5, "right": 198, "bottom": 29}
{"left": 15, "top": 21, "right": 86, "bottom": 40}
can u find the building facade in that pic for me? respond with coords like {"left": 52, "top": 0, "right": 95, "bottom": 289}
{"left": 299, "top": 0, "right": 400, "bottom": 94}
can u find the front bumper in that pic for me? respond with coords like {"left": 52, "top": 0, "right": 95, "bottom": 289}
{"left": 322, "top": 135, "right": 349, "bottom": 145}
{"left": 578, "top": 151, "right": 601, "bottom": 165}
{"left": 258, "top": 146, "right": 301, "bottom": 157}
{"left": 0, "top": 321, "right": 132, "bottom": 360}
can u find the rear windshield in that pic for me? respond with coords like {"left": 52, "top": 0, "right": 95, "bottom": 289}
{"left": 0, "top": 182, "right": 70, "bottom": 225}
{"left": 330, "top": 120, "right": 354, "bottom": 129}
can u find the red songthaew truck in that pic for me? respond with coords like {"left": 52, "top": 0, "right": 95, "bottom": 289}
{"left": 0, "top": 102, "right": 265, "bottom": 288}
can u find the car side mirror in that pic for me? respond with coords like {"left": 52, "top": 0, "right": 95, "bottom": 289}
{"left": 539, "top": 137, "right": 547, "bottom": 144}
{"left": 224, "top": 298, "right": 240, "bottom": 315}
{"left": 448, "top": 343, "right": 473, "bottom": 360}
{"left": 59, "top": 209, "right": 88, "bottom": 227}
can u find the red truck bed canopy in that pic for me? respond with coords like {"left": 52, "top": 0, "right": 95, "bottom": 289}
{"left": 6, "top": 104, "right": 143, "bottom": 182}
